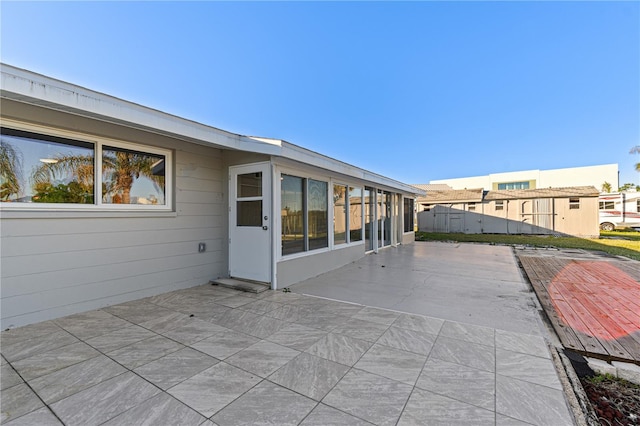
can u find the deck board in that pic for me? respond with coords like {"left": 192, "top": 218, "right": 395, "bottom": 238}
{"left": 518, "top": 253, "right": 640, "bottom": 364}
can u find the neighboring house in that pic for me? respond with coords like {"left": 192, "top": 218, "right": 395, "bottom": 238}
{"left": 417, "top": 186, "right": 599, "bottom": 237}
{"left": 0, "top": 64, "right": 423, "bottom": 328}
{"left": 429, "top": 164, "right": 619, "bottom": 192}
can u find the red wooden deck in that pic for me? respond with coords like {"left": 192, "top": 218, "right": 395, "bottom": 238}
{"left": 518, "top": 255, "right": 640, "bottom": 364}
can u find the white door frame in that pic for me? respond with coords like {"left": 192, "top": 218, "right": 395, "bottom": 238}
{"left": 228, "top": 162, "right": 272, "bottom": 284}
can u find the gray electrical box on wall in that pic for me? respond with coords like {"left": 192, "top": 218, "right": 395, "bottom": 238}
{"left": 198, "top": 243, "right": 206, "bottom": 253}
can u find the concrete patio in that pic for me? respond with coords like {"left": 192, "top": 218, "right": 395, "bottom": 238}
{"left": 1, "top": 242, "right": 575, "bottom": 425}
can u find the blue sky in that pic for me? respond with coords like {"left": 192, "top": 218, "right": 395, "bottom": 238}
{"left": 2, "top": 1, "right": 639, "bottom": 187}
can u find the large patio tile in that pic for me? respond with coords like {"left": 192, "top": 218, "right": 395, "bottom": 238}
{"left": 496, "top": 414, "right": 533, "bottom": 425}
{"left": 392, "top": 313, "right": 444, "bottom": 335}
{"left": 496, "top": 375, "right": 573, "bottom": 425}
{"left": 2, "top": 407, "right": 62, "bottom": 426}
{"left": 50, "top": 372, "right": 160, "bottom": 426}
{"left": 322, "top": 369, "right": 413, "bottom": 426}
{"left": 258, "top": 291, "right": 306, "bottom": 303}
{"left": 214, "top": 294, "right": 256, "bottom": 309}
{"left": 101, "top": 392, "right": 206, "bottom": 426}
{"left": 266, "top": 323, "right": 328, "bottom": 351}
{"left": 299, "top": 403, "right": 373, "bottom": 426}
{"left": 225, "top": 340, "right": 300, "bottom": 377}
{"left": 103, "top": 301, "right": 176, "bottom": 324}
{"left": 29, "top": 355, "right": 127, "bottom": 404}
{"left": 269, "top": 352, "right": 349, "bottom": 400}
{"left": 217, "top": 309, "right": 288, "bottom": 339}
{"left": 138, "top": 311, "right": 193, "bottom": 334}
{"left": 134, "top": 347, "right": 219, "bottom": 389}
{"left": 354, "top": 344, "right": 426, "bottom": 385}
{"left": 264, "top": 304, "right": 315, "bottom": 322}
{"left": 306, "top": 332, "right": 372, "bottom": 367}
{"left": 0, "top": 329, "right": 79, "bottom": 362}
{"left": 191, "top": 329, "right": 260, "bottom": 359}
{"left": 330, "top": 317, "right": 390, "bottom": 342}
{"left": 236, "top": 299, "right": 283, "bottom": 314}
{"left": 496, "top": 348, "right": 562, "bottom": 390}
{"left": 416, "top": 358, "right": 495, "bottom": 411}
{"left": 84, "top": 324, "right": 156, "bottom": 353}
{"left": 295, "top": 312, "right": 352, "bottom": 332}
{"left": 351, "top": 306, "right": 401, "bottom": 326}
{"left": 397, "top": 388, "right": 495, "bottom": 425}
{"left": 11, "top": 341, "right": 100, "bottom": 381}
{"left": 0, "top": 383, "right": 44, "bottom": 423}
{"left": 162, "top": 318, "right": 228, "bottom": 345}
{"left": 317, "top": 300, "right": 364, "bottom": 317}
{"left": 495, "top": 329, "right": 550, "bottom": 359}
{"left": 53, "top": 309, "right": 131, "bottom": 340}
{"left": 167, "top": 362, "right": 261, "bottom": 418}
{"left": 107, "top": 335, "right": 185, "bottom": 369}
{"left": 212, "top": 381, "right": 316, "bottom": 426}
{"left": 376, "top": 326, "right": 436, "bottom": 355}
{"left": 439, "top": 320, "right": 495, "bottom": 347}
{"left": 0, "top": 321, "right": 62, "bottom": 348}
{"left": 430, "top": 335, "right": 495, "bottom": 373}
{"left": 1, "top": 363, "right": 24, "bottom": 390}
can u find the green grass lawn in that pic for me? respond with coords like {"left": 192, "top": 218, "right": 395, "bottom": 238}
{"left": 415, "top": 231, "right": 640, "bottom": 261}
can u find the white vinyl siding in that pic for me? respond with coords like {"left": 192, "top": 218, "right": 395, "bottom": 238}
{"left": 1, "top": 141, "right": 225, "bottom": 328}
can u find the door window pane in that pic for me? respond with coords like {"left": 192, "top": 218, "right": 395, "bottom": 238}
{"left": 102, "top": 145, "right": 165, "bottom": 205}
{"left": 282, "top": 175, "right": 305, "bottom": 255}
{"left": 238, "top": 172, "right": 262, "bottom": 197}
{"left": 403, "top": 198, "right": 414, "bottom": 232}
{"left": 333, "top": 184, "right": 347, "bottom": 245}
{"left": 308, "top": 179, "right": 328, "bottom": 250}
{"left": 349, "top": 187, "right": 363, "bottom": 241}
{"left": 237, "top": 200, "right": 262, "bottom": 226}
{"left": 1, "top": 128, "right": 95, "bottom": 203}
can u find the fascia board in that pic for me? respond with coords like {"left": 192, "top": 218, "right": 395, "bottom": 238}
{"left": 279, "top": 141, "right": 425, "bottom": 196}
{"left": 1, "top": 64, "right": 281, "bottom": 156}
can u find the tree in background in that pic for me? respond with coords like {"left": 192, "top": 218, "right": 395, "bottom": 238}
{"left": 601, "top": 182, "right": 612, "bottom": 193}
{"left": 0, "top": 141, "right": 22, "bottom": 201}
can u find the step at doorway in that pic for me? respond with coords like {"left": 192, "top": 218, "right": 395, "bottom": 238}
{"left": 210, "top": 278, "right": 270, "bottom": 294}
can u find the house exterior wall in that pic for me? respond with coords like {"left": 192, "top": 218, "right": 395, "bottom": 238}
{"left": 1, "top": 105, "right": 228, "bottom": 329}
{"left": 430, "top": 164, "right": 618, "bottom": 191}
{"left": 277, "top": 244, "right": 363, "bottom": 288}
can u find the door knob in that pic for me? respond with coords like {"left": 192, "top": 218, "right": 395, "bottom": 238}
{"left": 263, "top": 226, "right": 268, "bottom": 230}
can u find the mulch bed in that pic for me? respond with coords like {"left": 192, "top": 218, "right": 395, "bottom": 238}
{"left": 580, "top": 376, "right": 640, "bottom": 425}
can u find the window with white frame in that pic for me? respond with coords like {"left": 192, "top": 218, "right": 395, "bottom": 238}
{"left": 333, "top": 184, "right": 364, "bottom": 245}
{"left": 281, "top": 174, "right": 329, "bottom": 255}
{"left": 1, "top": 127, "right": 170, "bottom": 208}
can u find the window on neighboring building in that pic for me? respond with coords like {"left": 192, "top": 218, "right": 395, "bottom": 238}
{"left": 403, "top": 197, "right": 414, "bottom": 232}
{"left": 569, "top": 198, "right": 580, "bottom": 209}
{"left": 1, "top": 127, "right": 170, "bottom": 208}
{"left": 468, "top": 202, "right": 476, "bottom": 211}
{"left": 636, "top": 199, "right": 640, "bottom": 212}
{"left": 498, "top": 181, "right": 530, "bottom": 190}
{"left": 599, "top": 201, "right": 615, "bottom": 210}
{"left": 281, "top": 174, "right": 329, "bottom": 255}
{"left": 495, "top": 200, "right": 504, "bottom": 210}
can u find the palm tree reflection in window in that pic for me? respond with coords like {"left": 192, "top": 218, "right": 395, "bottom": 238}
{"left": 102, "top": 146, "right": 165, "bottom": 205}
{"left": 0, "top": 142, "right": 22, "bottom": 201}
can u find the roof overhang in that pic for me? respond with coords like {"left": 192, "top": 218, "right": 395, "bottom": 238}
{"left": 1, "top": 63, "right": 423, "bottom": 196}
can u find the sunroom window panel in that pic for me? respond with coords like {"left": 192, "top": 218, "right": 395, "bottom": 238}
{"left": 102, "top": 146, "right": 166, "bottom": 205}
{"left": 333, "top": 184, "right": 347, "bottom": 245}
{"left": 1, "top": 128, "right": 94, "bottom": 204}
{"left": 349, "top": 187, "right": 363, "bottom": 242}
{"left": 281, "top": 174, "right": 305, "bottom": 255}
{"left": 308, "top": 179, "right": 328, "bottom": 250}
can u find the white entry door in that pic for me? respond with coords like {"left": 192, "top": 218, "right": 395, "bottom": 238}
{"left": 229, "top": 163, "right": 271, "bottom": 283}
